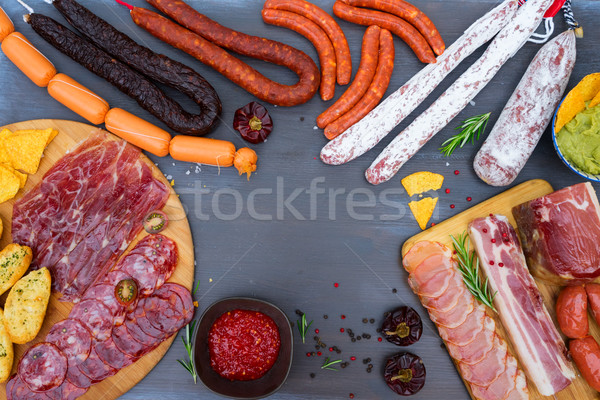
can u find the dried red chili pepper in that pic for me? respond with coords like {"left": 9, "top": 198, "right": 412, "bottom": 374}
{"left": 384, "top": 352, "right": 426, "bottom": 396}
{"left": 381, "top": 306, "right": 422, "bottom": 346}
{"left": 233, "top": 101, "right": 273, "bottom": 144}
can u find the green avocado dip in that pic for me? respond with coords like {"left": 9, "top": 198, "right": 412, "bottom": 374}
{"left": 556, "top": 103, "right": 600, "bottom": 175}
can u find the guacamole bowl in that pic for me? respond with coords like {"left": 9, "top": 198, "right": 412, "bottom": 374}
{"left": 552, "top": 98, "right": 600, "bottom": 182}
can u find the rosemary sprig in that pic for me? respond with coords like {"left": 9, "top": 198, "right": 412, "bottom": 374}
{"left": 440, "top": 112, "right": 491, "bottom": 156}
{"left": 321, "top": 357, "right": 343, "bottom": 371}
{"left": 297, "top": 313, "right": 313, "bottom": 344}
{"left": 450, "top": 232, "right": 497, "bottom": 312}
{"left": 177, "top": 319, "right": 198, "bottom": 384}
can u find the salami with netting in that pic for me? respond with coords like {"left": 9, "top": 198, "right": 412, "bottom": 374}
{"left": 18, "top": 343, "right": 68, "bottom": 392}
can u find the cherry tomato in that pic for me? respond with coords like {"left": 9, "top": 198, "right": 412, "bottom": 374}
{"left": 143, "top": 210, "right": 168, "bottom": 234}
{"left": 556, "top": 285, "right": 588, "bottom": 339}
{"left": 586, "top": 283, "right": 600, "bottom": 324}
{"left": 115, "top": 279, "right": 138, "bottom": 307}
{"left": 570, "top": 336, "right": 600, "bottom": 392}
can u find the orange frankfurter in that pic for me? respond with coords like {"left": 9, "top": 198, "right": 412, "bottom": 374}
{"left": 324, "top": 28, "right": 394, "bottom": 140}
{"left": 0, "top": 6, "right": 14, "bottom": 43}
{"left": 317, "top": 25, "right": 380, "bottom": 128}
{"left": 105, "top": 108, "right": 171, "bottom": 157}
{"left": 1, "top": 32, "right": 57, "bottom": 87}
{"left": 48, "top": 74, "right": 110, "bottom": 125}
{"left": 262, "top": 8, "right": 336, "bottom": 101}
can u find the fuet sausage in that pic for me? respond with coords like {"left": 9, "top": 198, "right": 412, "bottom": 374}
{"left": 585, "top": 283, "right": 600, "bottom": 324}
{"left": 324, "top": 29, "right": 394, "bottom": 140}
{"left": 340, "top": 0, "right": 445, "bottom": 56}
{"left": 51, "top": 0, "right": 221, "bottom": 136}
{"left": 365, "top": 0, "right": 554, "bottom": 185}
{"left": 104, "top": 108, "right": 171, "bottom": 157}
{"left": 137, "top": 0, "right": 319, "bottom": 106}
{"left": 261, "top": 8, "right": 336, "bottom": 101}
{"left": 320, "top": 0, "right": 518, "bottom": 166}
{"left": 48, "top": 73, "right": 110, "bottom": 125}
{"left": 0, "top": 6, "right": 14, "bottom": 43}
{"left": 26, "top": 13, "right": 214, "bottom": 135}
{"left": 262, "top": 0, "right": 352, "bottom": 85}
{"left": 570, "top": 336, "right": 600, "bottom": 392}
{"left": 317, "top": 25, "right": 380, "bottom": 129}
{"left": 332, "top": 1, "right": 435, "bottom": 64}
{"left": 1, "top": 32, "right": 57, "bottom": 87}
{"left": 473, "top": 30, "right": 576, "bottom": 187}
{"left": 556, "top": 285, "right": 588, "bottom": 339}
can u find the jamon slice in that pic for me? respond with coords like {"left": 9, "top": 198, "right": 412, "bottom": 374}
{"left": 469, "top": 215, "right": 575, "bottom": 395}
{"left": 437, "top": 306, "right": 487, "bottom": 346}
{"left": 459, "top": 335, "right": 508, "bottom": 386}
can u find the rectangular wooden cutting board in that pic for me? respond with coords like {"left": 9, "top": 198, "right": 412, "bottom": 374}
{"left": 402, "top": 179, "right": 596, "bottom": 400}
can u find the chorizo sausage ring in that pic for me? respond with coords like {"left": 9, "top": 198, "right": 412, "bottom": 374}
{"left": 26, "top": 13, "right": 215, "bottom": 136}
{"left": 50, "top": 0, "right": 221, "bottom": 136}
{"left": 141, "top": 0, "right": 320, "bottom": 107}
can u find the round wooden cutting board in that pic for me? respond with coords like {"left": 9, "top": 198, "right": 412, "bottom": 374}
{"left": 0, "top": 119, "right": 195, "bottom": 400}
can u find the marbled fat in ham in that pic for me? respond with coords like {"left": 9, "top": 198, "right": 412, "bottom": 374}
{"left": 403, "top": 241, "right": 528, "bottom": 400}
{"left": 469, "top": 215, "right": 575, "bottom": 396}
{"left": 512, "top": 182, "right": 600, "bottom": 285}
{"left": 11, "top": 130, "right": 170, "bottom": 301}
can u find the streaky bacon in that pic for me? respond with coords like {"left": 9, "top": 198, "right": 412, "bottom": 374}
{"left": 403, "top": 241, "right": 529, "bottom": 400}
{"left": 469, "top": 215, "right": 575, "bottom": 396}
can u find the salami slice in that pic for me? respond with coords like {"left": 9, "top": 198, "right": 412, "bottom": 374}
{"left": 121, "top": 253, "right": 163, "bottom": 295}
{"left": 70, "top": 299, "right": 113, "bottom": 340}
{"left": 161, "top": 282, "right": 195, "bottom": 322}
{"left": 95, "top": 337, "right": 135, "bottom": 370}
{"left": 127, "top": 234, "right": 178, "bottom": 270}
{"left": 146, "top": 283, "right": 195, "bottom": 334}
{"left": 78, "top": 347, "right": 117, "bottom": 383}
{"left": 82, "top": 283, "right": 127, "bottom": 325}
{"left": 66, "top": 365, "right": 92, "bottom": 389}
{"left": 7, "top": 375, "right": 51, "bottom": 400}
{"left": 125, "top": 314, "right": 161, "bottom": 349}
{"left": 134, "top": 301, "right": 168, "bottom": 339}
{"left": 46, "top": 319, "right": 92, "bottom": 366}
{"left": 45, "top": 380, "right": 88, "bottom": 400}
{"left": 18, "top": 342, "right": 68, "bottom": 392}
{"left": 112, "top": 323, "right": 146, "bottom": 358}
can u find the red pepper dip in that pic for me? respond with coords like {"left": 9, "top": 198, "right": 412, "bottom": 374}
{"left": 209, "top": 309, "right": 281, "bottom": 381}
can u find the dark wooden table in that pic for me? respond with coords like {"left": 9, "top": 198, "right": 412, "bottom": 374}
{"left": 1, "top": 0, "right": 599, "bottom": 398}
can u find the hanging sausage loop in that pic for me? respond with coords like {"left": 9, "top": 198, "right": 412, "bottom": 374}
{"left": 523, "top": 0, "right": 582, "bottom": 44}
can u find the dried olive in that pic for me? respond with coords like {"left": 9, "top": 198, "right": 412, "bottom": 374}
{"left": 381, "top": 306, "right": 422, "bottom": 346}
{"left": 384, "top": 352, "right": 426, "bottom": 396}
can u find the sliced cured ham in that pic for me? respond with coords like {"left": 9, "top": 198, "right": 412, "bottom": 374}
{"left": 402, "top": 241, "right": 529, "bottom": 400}
{"left": 11, "top": 131, "right": 170, "bottom": 301}
{"left": 469, "top": 215, "right": 575, "bottom": 396}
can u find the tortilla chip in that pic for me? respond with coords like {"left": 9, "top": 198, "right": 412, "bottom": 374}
{"left": 556, "top": 73, "right": 600, "bottom": 132}
{"left": 590, "top": 90, "right": 600, "bottom": 109}
{"left": 408, "top": 197, "right": 438, "bottom": 230}
{"left": 0, "top": 129, "right": 11, "bottom": 139}
{"left": 13, "top": 128, "right": 58, "bottom": 147}
{"left": 0, "top": 128, "right": 55, "bottom": 174}
{"left": 1, "top": 164, "right": 26, "bottom": 189}
{"left": 402, "top": 171, "right": 444, "bottom": 197}
{"left": 0, "top": 165, "right": 21, "bottom": 203}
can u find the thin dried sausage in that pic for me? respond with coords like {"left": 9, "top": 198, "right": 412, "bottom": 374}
{"left": 263, "top": 0, "right": 352, "bottom": 85}
{"left": 134, "top": 0, "right": 319, "bottom": 106}
{"left": 340, "top": 0, "right": 445, "bottom": 56}
{"left": 262, "top": 8, "right": 336, "bottom": 101}
{"left": 51, "top": 0, "right": 221, "bottom": 135}
{"left": 333, "top": 1, "right": 435, "bottom": 64}
{"left": 324, "top": 28, "right": 394, "bottom": 140}
{"left": 318, "top": 25, "right": 380, "bottom": 129}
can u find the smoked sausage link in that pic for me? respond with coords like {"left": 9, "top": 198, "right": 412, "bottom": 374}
{"left": 0, "top": 6, "right": 14, "bottom": 43}
{"left": 1, "top": 32, "right": 57, "bottom": 87}
{"left": 105, "top": 108, "right": 171, "bottom": 157}
{"left": 324, "top": 28, "right": 394, "bottom": 140}
{"left": 263, "top": 0, "right": 352, "bottom": 85}
{"left": 340, "top": 0, "right": 445, "bottom": 56}
{"left": 51, "top": 0, "right": 221, "bottom": 136}
{"left": 48, "top": 73, "right": 110, "bottom": 125}
{"left": 570, "top": 336, "right": 600, "bottom": 392}
{"left": 131, "top": 6, "right": 319, "bottom": 107}
{"left": 261, "top": 8, "right": 336, "bottom": 101}
{"left": 27, "top": 13, "right": 213, "bottom": 135}
{"left": 317, "top": 25, "right": 380, "bottom": 129}
{"left": 556, "top": 285, "right": 589, "bottom": 339}
{"left": 332, "top": 1, "right": 435, "bottom": 64}
{"left": 585, "top": 283, "right": 600, "bottom": 325}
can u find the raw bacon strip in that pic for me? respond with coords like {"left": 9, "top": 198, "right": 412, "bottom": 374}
{"left": 320, "top": 0, "right": 517, "bottom": 165}
{"left": 403, "top": 241, "right": 529, "bottom": 400}
{"left": 469, "top": 215, "right": 575, "bottom": 395}
{"left": 365, "top": 0, "right": 555, "bottom": 185}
